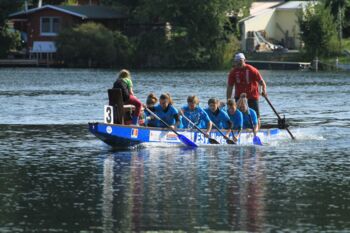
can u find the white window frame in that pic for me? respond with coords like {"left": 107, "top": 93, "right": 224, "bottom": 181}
{"left": 40, "top": 17, "right": 60, "bottom": 36}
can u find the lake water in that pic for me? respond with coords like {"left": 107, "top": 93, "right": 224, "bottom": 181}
{"left": 0, "top": 68, "right": 349, "bottom": 232}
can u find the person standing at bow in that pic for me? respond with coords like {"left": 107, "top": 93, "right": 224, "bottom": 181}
{"left": 113, "top": 69, "right": 142, "bottom": 125}
{"left": 226, "top": 53, "right": 267, "bottom": 128}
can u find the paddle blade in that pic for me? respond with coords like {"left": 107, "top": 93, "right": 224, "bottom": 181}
{"left": 253, "top": 136, "right": 263, "bottom": 146}
{"left": 178, "top": 134, "right": 198, "bottom": 147}
{"left": 226, "top": 139, "right": 236, "bottom": 145}
{"left": 209, "top": 138, "right": 220, "bottom": 144}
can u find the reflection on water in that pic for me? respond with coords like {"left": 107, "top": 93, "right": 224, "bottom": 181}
{"left": 99, "top": 147, "right": 264, "bottom": 232}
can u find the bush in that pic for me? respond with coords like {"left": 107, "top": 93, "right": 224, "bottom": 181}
{"left": 131, "top": 30, "right": 241, "bottom": 69}
{"left": 0, "top": 28, "right": 21, "bottom": 58}
{"left": 0, "top": 30, "right": 13, "bottom": 58}
{"left": 211, "top": 35, "right": 241, "bottom": 69}
{"left": 56, "top": 22, "right": 116, "bottom": 67}
{"left": 298, "top": 3, "right": 338, "bottom": 59}
{"left": 132, "top": 30, "right": 167, "bottom": 68}
{"left": 112, "top": 30, "right": 134, "bottom": 67}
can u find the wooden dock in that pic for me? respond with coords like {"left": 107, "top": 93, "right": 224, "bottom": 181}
{"left": 247, "top": 60, "right": 311, "bottom": 70}
{"left": 0, "top": 59, "right": 39, "bottom": 67}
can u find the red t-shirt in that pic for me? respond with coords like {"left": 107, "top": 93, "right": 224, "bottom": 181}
{"left": 227, "top": 64, "right": 263, "bottom": 100}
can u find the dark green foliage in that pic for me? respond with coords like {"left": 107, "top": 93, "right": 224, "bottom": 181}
{"left": 56, "top": 22, "right": 116, "bottom": 67}
{"left": 2, "top": 0, "right": 250, "bottom": 68}
{"left": 56, "top": 22, "right": 134, "bottom": 67}
{"left": 342, "top": 0, "right": 350, "bottom": 38}
{"left": 344, "top": 7, "right": 350, "bottom": 37}
{"left": 0, "top": 30, "right": 22, "bottom": 58}
{"left": 0, "top": 30, "right": 13, "bottom": 58}
{"left": 0, "top": 0, "right": 22, "bottom": 28}
{"left": 298, "top": 3, "right": 339, "bottom": 59}
{"left": 323, "top": 0, "right": 350, "bottom": 40}
{"left": 0, "top": 0, "right": 23, "bottom": 58}
{"left": 101, "top": 0, "right": 140, "bottom": 13}
{"left": 112, "top": 30, "right": 134, "bottom": 66}
{"left": 130, "top": 0, "right": 247, "bottom": 68}
{"left": 128, "top": 26, "right": 167, "bottom": 67}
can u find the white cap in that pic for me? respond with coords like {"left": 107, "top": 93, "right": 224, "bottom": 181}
{"left": 234, "top": 53, "right": 245, "bottom": 61}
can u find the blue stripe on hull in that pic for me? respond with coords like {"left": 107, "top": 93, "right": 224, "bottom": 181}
{"left": 89, "top": 122, "right": 281, "bottom": 148}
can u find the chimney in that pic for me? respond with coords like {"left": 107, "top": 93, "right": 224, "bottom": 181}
{"left": 38, "top": 0, "right": 43, "bottom": 8}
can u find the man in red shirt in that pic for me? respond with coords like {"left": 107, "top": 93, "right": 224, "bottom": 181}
{"left": 226, "top": 53, "right": 267, "bottom": 126}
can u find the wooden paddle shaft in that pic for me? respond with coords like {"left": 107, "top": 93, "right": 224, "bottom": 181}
{"left": 247, "top": 112, "right": 257, "bottom": 137}
{"left": 263, "top": 96, "right": 296, "bottom": 140}
{"left": 264, "top": 96, "right": 282, "bottom": 120}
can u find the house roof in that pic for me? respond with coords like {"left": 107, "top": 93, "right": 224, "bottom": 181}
{"left": 9, "top": 5, "right": 127, "bottom": 19}
{"left": 276, "top": 1, "right": 311, "bottom": 10}
{"left": 239, "top": 1, "right": 314, "bottom": 23}
{"left": 250, "top": 1, "right": 284, "bottom": 16}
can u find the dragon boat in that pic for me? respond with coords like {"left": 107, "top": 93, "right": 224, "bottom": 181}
{"left": 88, "top": 122, "right": 281, "bottom": 148}
{"left": 88, "top": 89, "right": 283, "bottom": 148}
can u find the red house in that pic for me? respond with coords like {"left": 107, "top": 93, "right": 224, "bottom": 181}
{"left": 9, "top": 4, "right": 127, "bottom": 57}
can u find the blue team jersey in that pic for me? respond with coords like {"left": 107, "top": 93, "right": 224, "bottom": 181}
{"left": 144, "top": 107, "right": 157, "bottom": 127}
{"left": 226, "top": 109, "right": 243, "bottom": 130}
{"left": 205, "top": 108, "right": 231, "bottom": 129}
{"left": 181, "top": 105, "right": 210, "bottom": 129}
{"left": 154, "top": 104, "right": 179, "bottom": 127}
{"left": 242, "top": 108, "right": 258, "bottom": 129}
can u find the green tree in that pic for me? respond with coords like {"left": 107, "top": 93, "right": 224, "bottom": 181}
{"left": 102, "top": 0, "right": 140, "bottom": 13}
{"left": 56, "top": 22, "right": 116, "bottom": 67}
{"left": 0, "top": 29, "right": 21, "bottom": 58}
{"left": 298, "top": 3, "right": 339, "bottom": 58}
{"left": 0, "top": 0, "right": 23, "bottom": 58}
{"left": 132, "top": 0, "right": 250, "bottom": 68}
{"left": 323, "top": 0, "right": 350, "bottom": 44}
{"left": 344, "top": 6, "right": 350, "bottom": 37}
{"left": 112, "top": 30, "right": 134, "bottom": 66}
{"left": 0, "top": 0, "right": 22, "bottom": 29}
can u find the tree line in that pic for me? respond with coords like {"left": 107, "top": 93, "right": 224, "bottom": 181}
{"left": 0, "top": 0, "right": 251, "bottom": 68}
{"left": 56, "top": 0, "right": 252, "bottom": 68}
{"left": 1, "top": 0, "right": 350, "bottom": 67}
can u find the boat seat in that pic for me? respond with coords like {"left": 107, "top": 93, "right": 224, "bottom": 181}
{"left": 123, "top": 104, "right": 135, "bottom": 112}
{"left": 107, "top": 89, "right": 135, "bottom": 124}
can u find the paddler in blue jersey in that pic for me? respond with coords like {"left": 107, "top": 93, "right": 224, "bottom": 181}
{"left": 154, "top": 93, "right": 180, "bottom": 129}
{"left": 237, "top": 93, "right": 259, "bottom": 132}
{"left": 205, "top": 98, "right": 232, "bottom": 138}
{"left": 144, "top": 93, "right": 158, "bottom": 127}
{"left": 180, "top": 95, "right": 212, "bottom": 137}
{"left": 225, "top": 98, "right": 243, "bottom": 142}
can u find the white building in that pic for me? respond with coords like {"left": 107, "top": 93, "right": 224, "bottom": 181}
{"left": 240, "top": 1, "right": 313, "bottom": 52}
